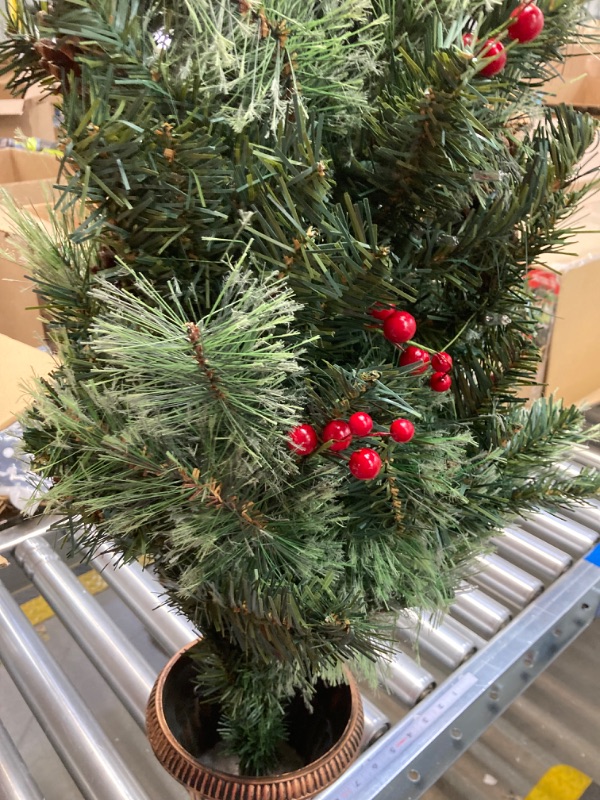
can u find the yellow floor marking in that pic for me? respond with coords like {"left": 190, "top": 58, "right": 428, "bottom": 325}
{"left": 20, "top": 569, "right": 108, "bottom": 627}
{"left": 79, "top": 569, "right": 109, "bottom": 595}
{"left": 525, "top": 765, "right": 593, "bottom": 800}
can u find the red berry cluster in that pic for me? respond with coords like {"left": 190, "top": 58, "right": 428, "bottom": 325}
{"left": 399, "top": 345, "right": 454, "bottom": 392}
{"left": 370, "top": 303, "right": 454, "bottom": 393}
{"left": 288, "top": 412, "right": 417, "bottom": 481}
{"left": 463, "top": 2, "right": 545, "bottom": 79}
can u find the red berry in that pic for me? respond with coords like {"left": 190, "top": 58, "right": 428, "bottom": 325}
{"left": 430, "top": 372, "right": 453, "bottom": 392}
{"left": 370, "top": 304, "right": 396, "bottom": 321}
{"left": 322, "top": 420, "right": 353, "bottom": 452}
{"left": 383, "top": 311, "right": 417, "bottom": 344}
{"left": 349, "top": 412, "right": 373, "bottom": 436}
{"left": 288, "top": 424, "right": 319, "bottom": 455}
{"left": 349, "top": 448, "right": 382, "bottom": 480}
{"left": 478, "top": 39, "right": 507, "bottom": 77}
{"left": 508, "top": 3, "right": 544, "bottom": 43}
{"left": 390, "top": 419, "right": 415, "bottom": 443}
{"left": 527, "top": 268, "right": 560, "bottom": 295}
{"left": 462, "top": 32, "right": 474, "bottom": 47}
{"left": 399, "top": 345, "right": 431, "bottom": 375}
{"left": 431, "top": 351, "right": 453, "bottom": 373}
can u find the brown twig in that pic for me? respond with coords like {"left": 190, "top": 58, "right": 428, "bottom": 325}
{"left": 186, "top": 323, "right": 226, "bottom": 400}
{"left": 387, "top": 475, "right": 404, "bottom": 528}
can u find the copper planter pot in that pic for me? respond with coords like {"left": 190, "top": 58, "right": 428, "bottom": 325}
{"left": 146, "top": 641, "right": 364, "bottom": 800}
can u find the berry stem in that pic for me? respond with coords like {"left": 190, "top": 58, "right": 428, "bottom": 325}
{"left": 405, "top": 340, "right": 436, "bottom": 354}
{"left": 316, "top": 441, "right": 334, "bottom": 454}
{"left": 441, "top": 311, "right": 477, "bottom": 351}
{"left": 324, "top": 452, "right": 351, "bottom": 462}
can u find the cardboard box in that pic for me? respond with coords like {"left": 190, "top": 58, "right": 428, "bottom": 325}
{"left": 540, "top": 221, "right": 600, "bottom": 407}
{"left": 0, "top": 149, "right": 60, "bottom": 205}
{"left": 545, "top": 26, "right": 600, "bottom": 111}
{"left": 0, "top": 332, "right": 55, "bottom": 431}
{"left": 0, "top": 74, "right": 57, "bottom": 142}
{"left": 0, "top": 211, "right": 49, "bottom": 348}
{"left": 0, "top": 149, "right": 59, "bottom": 348}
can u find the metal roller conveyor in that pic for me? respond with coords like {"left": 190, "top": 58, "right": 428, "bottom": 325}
{"left": 14, "top": 537, "right": 156, "bottom": 728}
{"left": 89, "top": 547, "right": 196, "bottom": 653}
{"left": 555, "top": 503, "right": 600, "bottom": 534}
{"left": 0, "top": 719, "right": 44, "bottom": 800}
{"left": 0, "top": 515, "right": 64, "bottom": 555}
{"left": 449, "top": 586, "right": 512, "bottom": 639}
{"left": 549, "top": 466, "right": 600, "bottom": 531}
{"left": 559, "top": 461, "right": 584, "bottom": 478}
{"left": 491, "top": 527, "right": 572, "bottom": 584}
{"left": 0, "top": 581, "right": 150, "bottom": 800}
{"left": 442, "top": 615, "right": 488, "bottom": 650}
{"left": 540, "top": 463, "right": 600, "bottom": 532}
{"left": 571, "top": 445, "right": 600, "bottom": 470}
{"left": 376, "top": 648, "right": 436, "bottom": 707}
{"left": 362, "top": 710, "right": 392, "bottom": 752}
{"left": 520, "top": 510, "right": 599, "bottom": 557}
{"left": 471, "top": 553, "right": 544, "bottom": 609}
{"left": 395, "top": 609, "right": 476, "bottom": 671}
{"left": 360, "top": 698, "right": 392, "bottom": 749}
{"left": 558, "top": 460, "right": 600, "bottom": 502}
{"left": 316, "top": 547, "right": 600, "bottom": 800}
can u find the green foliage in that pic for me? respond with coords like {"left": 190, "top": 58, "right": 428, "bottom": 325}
{"left": 3, "top": 0, "right": 600, "bottom": 776}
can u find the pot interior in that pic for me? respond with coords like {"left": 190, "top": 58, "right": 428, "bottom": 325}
{"left": 162, "top": 653, "right": 353, "bottom": 770}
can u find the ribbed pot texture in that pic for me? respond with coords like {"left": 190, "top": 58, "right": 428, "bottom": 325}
{"left": 146, "top": 640, "right": 364, "bottom": 800}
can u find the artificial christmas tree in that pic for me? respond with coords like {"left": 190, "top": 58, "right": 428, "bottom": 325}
{"left": 2, "top": 0, "right": 600, "bottom": 794}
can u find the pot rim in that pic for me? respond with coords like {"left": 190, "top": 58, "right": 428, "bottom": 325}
{"left": 150, "top": 638, "right": 363, "bottom": 785}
